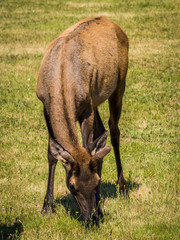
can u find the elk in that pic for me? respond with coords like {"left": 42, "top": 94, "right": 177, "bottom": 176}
{"left": 36, "top": 16, "right": 129, "bottom": 225}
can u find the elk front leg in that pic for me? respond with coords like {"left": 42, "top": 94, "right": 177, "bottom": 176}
{"left": 108, "top": 91, "right": 127, "bottom": 194}
{"left": 93, "top": 109, "right": 105, "bottom": 218}
{"left": 42, "top": 146, "right": 57, "bottom": 214}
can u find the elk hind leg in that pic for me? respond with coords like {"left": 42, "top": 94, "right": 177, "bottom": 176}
{"left": 108, "top": 91, "right": 127, "bottom": 194}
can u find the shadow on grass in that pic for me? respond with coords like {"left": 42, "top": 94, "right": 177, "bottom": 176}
{"left": 101, "top": 182, "right": 117, "bottom": 199}
{"left": 54, "top": 194, "right": 82, "bottom": 222}
{"left": 0, "top": 221, "right": 23, "bottom": 240}
{"left": 127, "top": 180, "right": 140, "bottom": 191}
{"left": 102, "top": 180, "right": 140, "bottom": 199}
{"left": 54, "top": 180, "right": 140, "bottom": 222}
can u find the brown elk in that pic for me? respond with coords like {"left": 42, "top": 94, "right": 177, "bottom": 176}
{"left": 36, "top": 16, "right": 129, "bottom": 225}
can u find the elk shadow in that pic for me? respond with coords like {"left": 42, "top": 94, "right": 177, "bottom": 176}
{"left": 55, "top": 194, "right": 82, "bottom": 222}
{"left": 101, "top": 180, "right": 140, "bottom": 199}
{"left": 101, "top": 182, "right": 117, "bottom": 199}
{"left": 0, "top": 221, "right": 23, "bottom": 240}
{"left": 54, "top": 180, "right": 140, "bottom": 222}
{"left": 127, "top": 180, "right": 140, "bottom": 191}
{"left": 54, "top": 182, "right": 118, "bottom": 222}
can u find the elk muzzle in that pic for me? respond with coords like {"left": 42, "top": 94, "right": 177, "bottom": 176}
{"left": 74, "top": 192, "right": 101, "bottom": 226}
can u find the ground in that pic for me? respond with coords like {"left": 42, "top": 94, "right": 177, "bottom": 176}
{"left": 0, "top": 0, "right": 179, "bottom": 239}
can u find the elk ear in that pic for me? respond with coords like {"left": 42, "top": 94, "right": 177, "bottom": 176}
{"left": 89, "top": 131, "right": 111, "bottom": 170}
{"left": 89, "top": 131, "right": 109, "bottom": 156}
{"left": 92, "top": 145, "right": 111, "bottom": 160}
{"left": 90, "top": 145, "right": 111, "bottom": 170}
{"left": 49, "top": 138, "right": 75, "bottom": 166}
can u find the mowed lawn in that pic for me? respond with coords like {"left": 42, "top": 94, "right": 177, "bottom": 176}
{"left": 0, "top": 0, "right": 179, "bottom": 239}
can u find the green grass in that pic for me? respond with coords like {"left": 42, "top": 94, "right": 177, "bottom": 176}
{"left": 0, "top": 0, "right": 179, "bottom": 239}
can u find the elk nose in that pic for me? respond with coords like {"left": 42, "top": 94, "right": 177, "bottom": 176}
{"left": 83, "top": 212, "right": 99, "bottom": 227}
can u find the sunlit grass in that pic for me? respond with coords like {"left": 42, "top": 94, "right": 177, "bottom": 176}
{"left": 0, "top": 0, "right": 179, "bottom": 239}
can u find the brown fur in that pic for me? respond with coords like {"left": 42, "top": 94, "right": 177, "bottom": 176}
{"left": 36, "top": 16, "right": 128, "bottom": 225}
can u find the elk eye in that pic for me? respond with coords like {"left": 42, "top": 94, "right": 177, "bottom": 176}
{"left": 69, "top": 183, "right": 75, "bottom": 191}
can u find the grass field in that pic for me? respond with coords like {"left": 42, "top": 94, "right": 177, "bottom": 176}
{"left": 0, "top": 0, "right": 179, "bottom": 239}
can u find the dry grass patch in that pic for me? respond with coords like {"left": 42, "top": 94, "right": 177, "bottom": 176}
{"left": 0, "top": 43, "right": 46, "bottom": 55}
{"left": 130, "top": 40, "right": 164, "bottom": 58}
{"left": 66, "top": 12, "right": 117, "bottom": 18}
{"left": 131, "top": 183, "right": 152, "bottom": 201}
{"left": 130, "top": 39, "right": 179, "bottom": 59}
{"left": 136, "top": 119, "right": 147, "bottom": 131}
{"left": 66, "top": 2, "right": 113, "bottom": 8}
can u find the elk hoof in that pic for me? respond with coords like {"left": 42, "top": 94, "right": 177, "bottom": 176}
{"left": 41, "top": 208, "right": 47, "bottom": 216}
{"left": 41, "top": 207, "right": 56, "bottom": 216}
{"left": 118, "top": 176, "right": 128, "bottom": 196}
{"left": 41, "top": 199, "right": 56, "bottom": 215}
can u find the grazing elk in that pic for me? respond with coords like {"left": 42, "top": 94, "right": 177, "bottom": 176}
{"left": 36, "top": 16, "right": 129, "bottom": 225}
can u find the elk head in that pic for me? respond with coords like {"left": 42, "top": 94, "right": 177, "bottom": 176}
{"left": 49, "top": 131, "right": 111, "bottom": 225}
